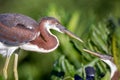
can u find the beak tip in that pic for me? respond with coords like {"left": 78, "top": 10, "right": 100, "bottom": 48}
{"left": 79, "top": 39, "right": 84, "bottom": 43}
{"left": 77, "top": 39, "right": 84, "bottom": 43}
{"left": 83, "top": 49, "right": 88, "bottom": 52}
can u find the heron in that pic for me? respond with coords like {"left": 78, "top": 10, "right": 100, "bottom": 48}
{"left": 0, "top": 13, "right": 83, "bottom": 80}
{"left": 83, "top": 49, "right": 120, "bottom": 80}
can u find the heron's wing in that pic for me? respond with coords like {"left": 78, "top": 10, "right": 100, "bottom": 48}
{"left": 0, "top": 13, "right": 39, "bottom": 46}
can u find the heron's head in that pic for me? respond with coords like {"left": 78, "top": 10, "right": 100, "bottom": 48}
{"left": 40, "top": 17, "right": 83, "bottom": 42}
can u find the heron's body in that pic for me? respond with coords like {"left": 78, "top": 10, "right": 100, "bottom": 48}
{"left": 0, "top": 13, "right": 61, "bottom": 56}
{"left": 0, "top": 13, "right": 83, "bottom": 80}
{"left": 0, "top": 13, "right": 39, "bottom": 56}
{"left": 0, "top": 13, "right": 39, "bottom": 46}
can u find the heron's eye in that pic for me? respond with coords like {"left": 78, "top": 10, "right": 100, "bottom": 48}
{"left": 55, "top": 23, "right": 59, "bottom": 25}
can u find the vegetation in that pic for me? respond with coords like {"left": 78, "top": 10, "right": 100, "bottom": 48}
{"left": 0, "top": 0, "right": 120, "bottom": 80}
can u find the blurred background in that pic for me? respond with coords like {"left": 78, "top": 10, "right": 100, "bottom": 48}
{"left": 0, "top": 0, "right": 120, "bottom": 80}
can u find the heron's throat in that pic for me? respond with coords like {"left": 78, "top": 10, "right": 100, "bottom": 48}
{"left": 30, "top": 26, "right": 59, "bottom": 51}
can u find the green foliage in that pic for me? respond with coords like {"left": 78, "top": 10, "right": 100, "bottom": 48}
{"left": 45, "top": 5, "right": 120, "bottom": 80}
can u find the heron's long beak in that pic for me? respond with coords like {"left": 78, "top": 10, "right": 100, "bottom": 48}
{"left": 83, "top": 49, "right": 112, "bottom": 60}
{"left": 57, "top": 25, "right": 83, "bottom": 43}
{"left": 83, "top": 49, "right": 102, "bottom": 58}
{"left": 63, "top": 29, "right": 84, "bottom": 43}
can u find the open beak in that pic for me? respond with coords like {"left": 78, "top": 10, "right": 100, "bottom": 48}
{"left": 83, "top": 49, "right": 112, "bottom": 60}
{"left": 57, "top": 25, "right": 84, "bottom": 43}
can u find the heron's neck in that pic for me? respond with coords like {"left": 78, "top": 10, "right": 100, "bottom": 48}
{"left": 30, "top": 23, "right": 59, "bottom": 52}
{"left": 102, "top": 59, "right": 118, "bottom": 79}
{"left": 103, "top": 60, "right": 120, "bottom": 80}
{"left": 112, "top": 70, "right": 120, "bottom": 80}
